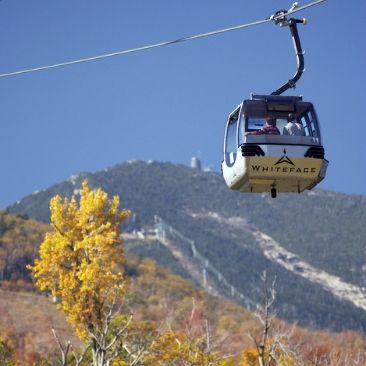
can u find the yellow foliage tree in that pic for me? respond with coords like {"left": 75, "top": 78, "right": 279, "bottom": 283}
{"left": 28, "top": 180, "right": 130, "bottom": 365}
{"left": 240, "top": 348, "right": 260, "bottom": 366}
{"left": 239, "top": 346, "right": 295, "bottom": 366}
{"left": 144, "top": 330, "right": 224, "bottom": 366}
{"left": 0, "top": 335, "right": 15, "bottom": 366}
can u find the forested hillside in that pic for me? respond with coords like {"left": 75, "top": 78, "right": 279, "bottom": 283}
{"left": 1, "top": 210, "right": 366, "bottom": 365}
{"left": 0, "top": 210, "right": 48, "bottom": 284}
{"left": 7, "top": 160, "right": 366, "bottom": 333}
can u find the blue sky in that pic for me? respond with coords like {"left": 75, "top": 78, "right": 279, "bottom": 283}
{"left": 1, "top": 0, "right": 365, "bottom": 208}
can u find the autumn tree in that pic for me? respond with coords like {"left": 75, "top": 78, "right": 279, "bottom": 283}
{"left": 28, "top": 180, "right": 131, "bottom": 366}
{"left": 0, "top": 335, "right": 15, "bottom": 366}
{"left": 144, "top": 299, "right": 236, "bottom": 366}
{"left": 243, "top": 272, "right": 299, "bottom": 366}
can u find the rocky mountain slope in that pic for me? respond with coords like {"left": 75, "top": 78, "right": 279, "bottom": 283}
{"left": 7, "top": 160, "right": 366, "bottom": 332}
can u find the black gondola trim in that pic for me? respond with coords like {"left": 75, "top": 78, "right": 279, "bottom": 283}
{"left": 304, "top": 146, "right": 325, "bottom": 159}
{"left": 241, "top": 144, "right": 265, "bottom": 157}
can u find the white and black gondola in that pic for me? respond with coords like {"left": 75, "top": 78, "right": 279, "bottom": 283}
{"left": 221, "top": 8, "right": 328, "bottom": 198}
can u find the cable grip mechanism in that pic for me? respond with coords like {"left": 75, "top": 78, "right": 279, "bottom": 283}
{"left": 269, "top": 2, "right": 309, "bottom": 95}
{"left": 270, "top": 2, "right": 307, "bottom": 27}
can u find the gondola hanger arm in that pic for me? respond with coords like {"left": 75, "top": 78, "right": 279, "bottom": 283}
{"left": 269, "top": 3, "right": 308, "bottom": 95}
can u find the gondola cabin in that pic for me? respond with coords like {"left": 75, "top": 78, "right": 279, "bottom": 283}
{"left": 221, "top": 95, "right": 328, "bottom": 197}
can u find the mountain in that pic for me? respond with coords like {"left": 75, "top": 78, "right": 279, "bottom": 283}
{"left": 7, "top": 160, "right": 366, "bottom": 333}
{"left": 0, "top": 209, "right": 48, "bottom": 283}
{"left": 2, "top": 212, "right": 366, "bottom": 365}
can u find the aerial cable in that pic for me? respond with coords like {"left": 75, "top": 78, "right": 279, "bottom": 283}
{"left": 0, "top": 0, "right": 326, "bottom": 79}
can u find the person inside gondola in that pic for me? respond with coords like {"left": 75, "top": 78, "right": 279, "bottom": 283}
{"left": 283, "top": 113, "right": 305, "bottom": 136}
{"left": 246, "top": 117, "right": 280, "bottom": 135}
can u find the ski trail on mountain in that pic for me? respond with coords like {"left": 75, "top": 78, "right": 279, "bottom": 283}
{"left": 253, "top": 230, "right": 366, "bottom": 311}
{"left": 190, "top": 210, "right": 366, "bottom": 312}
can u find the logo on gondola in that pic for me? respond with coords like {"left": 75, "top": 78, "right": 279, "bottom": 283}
{"left": 250, "top": 148, "right": 319, "bottom": 175}
{"left": 274, "top": 149, "right": 295, "bottom": 166}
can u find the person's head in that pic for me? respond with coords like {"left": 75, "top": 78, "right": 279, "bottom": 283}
{"left": 287, "top": 113, "right": 296, "bottom": 122}
{"left": 266, "top": 117, "right": 276, "bottom": 126}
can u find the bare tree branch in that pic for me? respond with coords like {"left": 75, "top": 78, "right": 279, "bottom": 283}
{"left": 52, "top": 328, "right": 72, "bottom": 366}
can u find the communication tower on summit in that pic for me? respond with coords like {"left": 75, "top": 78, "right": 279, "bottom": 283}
{"left": 191, "top": 157, "right": 202, "bottom": 171}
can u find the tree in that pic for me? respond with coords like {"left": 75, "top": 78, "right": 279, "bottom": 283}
{"left": 28, "top": 180, "right": 131, "bottom": 366}
{"left": 244, "top": 272, "right": 298, "bottom": 366}
{"left": 250, "top": 272, "right": 276, "bottom": 366}
{"left": 143, "top": 299, "right": 236, "bottom": 366}
{"left": 0, "top": 335, "right": 15, "bottom": 366}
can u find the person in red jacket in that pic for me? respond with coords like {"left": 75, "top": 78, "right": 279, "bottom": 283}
{"left": 246, "top": 117, "right": 280, "bottom": 135}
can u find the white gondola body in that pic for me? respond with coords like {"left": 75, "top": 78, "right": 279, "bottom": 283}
{"left": 221, "top": 95, "right": 328, "bottom": 194}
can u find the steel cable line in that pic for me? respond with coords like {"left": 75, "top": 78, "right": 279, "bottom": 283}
{"left": 0, "top": 0, "right": 326, "bottom": 79}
